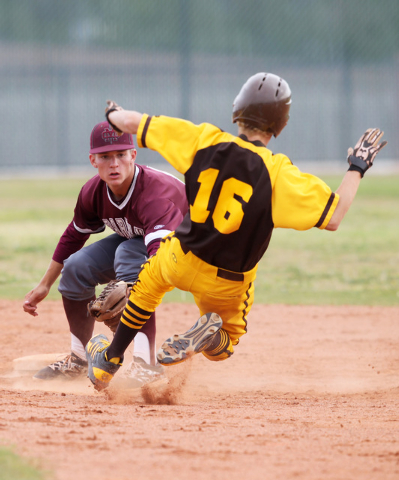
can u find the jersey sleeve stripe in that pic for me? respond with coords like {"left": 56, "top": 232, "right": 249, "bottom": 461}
{"left": 145, "top": 229, "right": 172, "bottom": 246}
{"left": 315, "top": 192, "right": 336, "bottom": 228}
{"left": 141, "top": 116, "right": 152, "bottom": 148}
{"left": 73, "top": 222, "right": 105, "bottom": 234}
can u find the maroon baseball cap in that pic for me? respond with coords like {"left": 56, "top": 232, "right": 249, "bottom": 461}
{"left": 89, "top": 121, "right": 135, "bottom": 154}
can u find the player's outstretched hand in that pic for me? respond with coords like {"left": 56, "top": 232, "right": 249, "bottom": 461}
{"left": 23, "top": 285, "right": 50, "bottom": 316}
{"left": 105, "top": 100, "right": 123, "bottom": 135}
{"left": 347, "top": 128, "right": 387, "bottom": 177}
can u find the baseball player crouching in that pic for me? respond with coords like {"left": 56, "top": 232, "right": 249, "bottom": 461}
{"left": 23, "top": 121, "right": 188, "bottom": 387}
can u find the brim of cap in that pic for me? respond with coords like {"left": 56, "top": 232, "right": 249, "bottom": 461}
{"left": 90, "top": 144, "right": 135, "bottom": 154}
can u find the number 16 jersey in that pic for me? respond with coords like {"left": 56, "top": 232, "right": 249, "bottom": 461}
{"left": 137, "top": 115, "right": 339, "bottom": 273}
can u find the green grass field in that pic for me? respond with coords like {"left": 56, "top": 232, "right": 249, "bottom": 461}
{"left": 0, "top": 174, "right": 398, "bottom": 305}
{"left": 0, "top": 447, "right": 50, "bottom": 480}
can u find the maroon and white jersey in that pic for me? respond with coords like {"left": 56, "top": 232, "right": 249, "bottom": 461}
{"left": 53, "top": 165, "right": 188, "bottom": 263}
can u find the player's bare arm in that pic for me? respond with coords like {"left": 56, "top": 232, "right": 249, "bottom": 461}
{"left": 326, "top": 128, "right": 387, "bottom": 231}
{"left": 23, "top": 260, "right": 63, "bottom": 316}
{"left": 325, "top": 171, "right": 361, "bottom": 231}
{"left": 105, "top": 100, "right": 143, "bottom": 135}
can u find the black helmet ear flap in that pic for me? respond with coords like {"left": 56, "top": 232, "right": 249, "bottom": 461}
{"left": 232, "top": 73, "right": 291, "bottom": 137}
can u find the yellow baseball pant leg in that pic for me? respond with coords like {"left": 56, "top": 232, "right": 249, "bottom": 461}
{"left": 166, "top": 237, "right": 257, "bottom": 361}
{"left": 124, "top": 236, "right": 257, "bottom": 362}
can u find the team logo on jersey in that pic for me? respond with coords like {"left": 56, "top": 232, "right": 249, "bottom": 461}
{"left": 103, "top": 217, "right": 138, "bottom": 238}
{"left": 154, "top": 224, "right": 165, "bottom": 230}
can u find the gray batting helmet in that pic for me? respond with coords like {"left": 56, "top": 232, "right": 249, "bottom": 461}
{"left": 232, "top": 73, "right": 292, "bottom": 137}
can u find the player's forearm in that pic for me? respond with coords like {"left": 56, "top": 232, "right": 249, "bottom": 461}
{"left": 108, "top": 110, "right": 143, "bottom": 135}
{"left": 23, "top": 260, "right": 63, "bottom": 315}
{"left": 325, "top": 170, "right": 362, "bottom": 231}
{"left": 38, "top": 260, "right": 63, "bottom": 289}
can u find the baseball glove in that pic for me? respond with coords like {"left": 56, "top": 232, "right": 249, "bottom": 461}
{"left": 105, "top": 99, "right": 123, "bottom": 134}
{"left": 347, "top": 128, "right": 387, "bottom": 177}
{"left": 88, "top": 280, "right": 133, "bottom": 333}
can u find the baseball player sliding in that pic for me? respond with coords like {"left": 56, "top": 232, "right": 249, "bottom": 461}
{"left": 23, "top": 121, "right": 188, "bottom": 387}
{"left": 85, "top": 72, "right": 387, "bottom": 391}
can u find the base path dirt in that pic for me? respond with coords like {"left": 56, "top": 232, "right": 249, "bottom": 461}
{"left": 1, "top": 299, "right": 399, "bottom": 480}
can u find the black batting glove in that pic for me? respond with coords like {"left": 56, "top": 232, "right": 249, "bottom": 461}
{"left": 347, "top": 128, "right": 387, "bottom": 177}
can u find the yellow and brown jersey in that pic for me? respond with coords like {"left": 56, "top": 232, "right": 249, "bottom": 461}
{"left": 137, "top": 115, "right": 339, "bottom": 272}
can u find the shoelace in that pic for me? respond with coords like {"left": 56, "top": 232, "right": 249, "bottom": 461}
{"left": 50, "top": 356, "right": 71, "bottom": 370}
{"left": 51, "top": 355, "right": 83, "bottom": 371}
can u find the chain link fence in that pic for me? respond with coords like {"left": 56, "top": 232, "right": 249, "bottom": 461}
{"left": 0, "top": 0, "right": 398, "bottom": 174}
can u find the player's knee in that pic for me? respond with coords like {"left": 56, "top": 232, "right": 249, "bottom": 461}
{"left": 114, "top": 240, "right": 147, "bottom": 282}
{"left": 58, "top": 254, "right": 82, "bottom": 292}
{"left": 61, "top": 252, "right": 81, "bottom": 278}
{"left": 202, "top": 328, "right": 234, "bottom": 362}
{"left": 58, "top": 252, "right": 96, "bottom": 300}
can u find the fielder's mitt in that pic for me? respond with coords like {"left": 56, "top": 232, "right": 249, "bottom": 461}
{"left": 88, "top": 280, "right": 133, "bottom": 333}
{"left": 105, "top": 99, "right": 123, "bottom": 134}
{"left": 347, "top": 128, "right": 387, "bottom": 177}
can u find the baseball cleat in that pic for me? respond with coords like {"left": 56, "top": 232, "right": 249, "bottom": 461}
{"left": 118, "top": 356, "right": 166, "bottom": 389}
{"left": 157, "top": 312, "right": 222, "bottom": 366}
{"left": 33, "top": 352, "right": 87, "bottom": 380}
{"left": 85, "top": 334, "right": 123, "bottom": 391}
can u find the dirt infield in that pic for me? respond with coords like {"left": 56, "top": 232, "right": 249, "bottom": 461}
{"left": 1, "top": 299, "right": 398, "bottom": 480}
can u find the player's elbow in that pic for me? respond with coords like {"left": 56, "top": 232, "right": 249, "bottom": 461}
{"left": 325, "top": 207, "right": 345, "bottom": 231}
{"left": 325, "top": 220, "right": 340, "bottom": 231}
